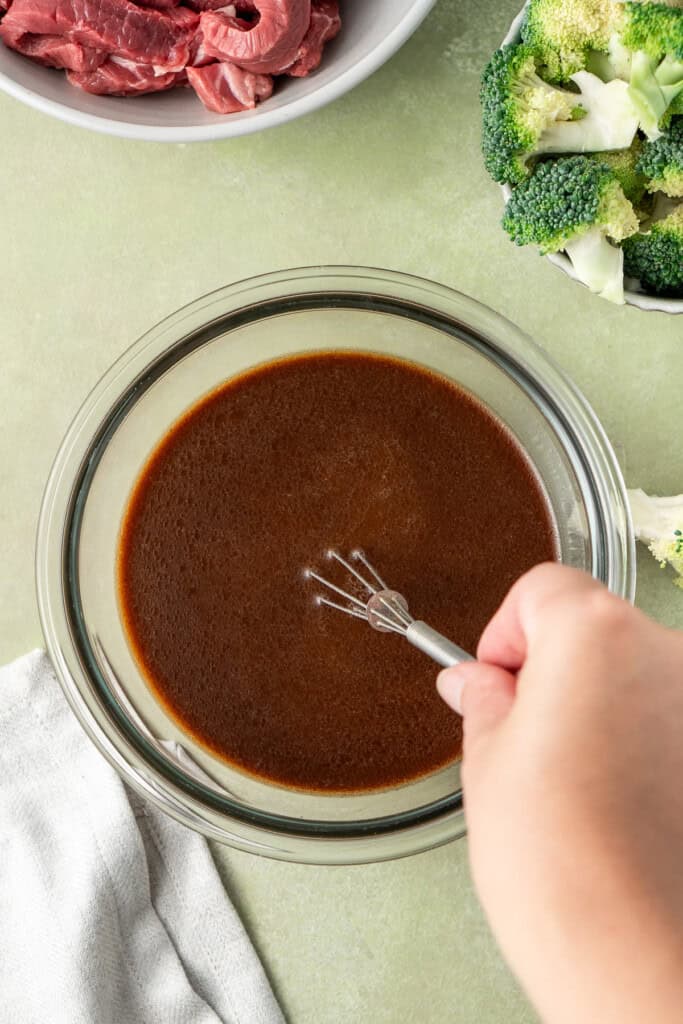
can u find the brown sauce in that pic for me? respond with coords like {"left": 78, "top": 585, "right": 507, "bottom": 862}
{"left": 118, "top": 352, "right": 557, "bottom": 792}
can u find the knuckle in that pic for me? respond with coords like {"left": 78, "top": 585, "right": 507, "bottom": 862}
{"left": 533, "top": 588, "right": 637, "bottom": 656}
{"left": 569, "top": 590, "right": 638, "bottom": 653}
{"left": 582, "top": 590, "right": 633, "bottom": 632}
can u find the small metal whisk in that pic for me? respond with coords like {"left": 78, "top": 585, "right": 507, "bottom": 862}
{"left": 305, "top": 549, "right": 473, "bottom": 669}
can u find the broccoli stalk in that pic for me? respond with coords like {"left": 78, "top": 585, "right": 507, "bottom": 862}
{"left": 481, "top": 45, "right": 640, "bottom": 184}
{"left": 536, "top": 70, "right": 640, "bottom": 154}
{"left": 622, "top": 201, "right": 683, "bottom": 292}
{"left": 586, "top": 33, "right": 635, "bottom": 81}
{"left": 564, "top": 226, "right": 627, "bottom": 302}
{"left": 628, "top": 488, "right": 683, "bottom": 588}
{"left": 637, "top": 117, "right": 683, "bottom": 193}
{"left": 503, "top": 155, "right": 640, "bottom": 302}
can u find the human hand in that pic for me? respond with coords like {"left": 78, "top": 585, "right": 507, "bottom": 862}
{"left": 438, "top": 564, "right": 683, "bottom": 1024}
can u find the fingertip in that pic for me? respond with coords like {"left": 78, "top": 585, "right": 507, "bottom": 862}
{"left": 437, "top": 663, "right": 481, "bottom": 716}
{"left": 460, "top": 663, "right": 517, "bottom": 737}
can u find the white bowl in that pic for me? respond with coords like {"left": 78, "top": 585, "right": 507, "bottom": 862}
{"left": 501, "top": 5, "right": 683, "bottom": 314}
{"left": 0, "top": 0, "right": 436, "bottom": 142}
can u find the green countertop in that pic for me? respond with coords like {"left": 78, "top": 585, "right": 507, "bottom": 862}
{"left": 2, "top": 1, "right": 682, "bottom": 1020}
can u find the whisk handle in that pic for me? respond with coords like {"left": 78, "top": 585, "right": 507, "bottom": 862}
{"left": 406, "top": 621, "right": 473, "bottom": 668}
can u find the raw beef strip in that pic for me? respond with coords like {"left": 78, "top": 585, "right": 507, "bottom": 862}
{"left": 189, "top": 31, "right": 211, "bottom": 66}
{"left": 68, "top": 56, "right": 183, "bottom": 94}
{"left": 166, "top": 6, "right": 200, "bottom": 29}
{"left": 0, "top": 29, "right": 105, "bottom": 70}
{"left": 187, "top": 60, "right": 272, "bottom": 112}
{"left": 0, "top": 0, "right": 12, "bottom": 11}
{"left": 200, "top": 0, "right": 310, "bottom": 74}
{"left": 190, "top": 10, "right": 251, "bottom": 66}
{"left": 0, "top": 0, "right": 195, "bottom": 71}
{"left": 285, "top": 0, "right": 339, "bottom": 77}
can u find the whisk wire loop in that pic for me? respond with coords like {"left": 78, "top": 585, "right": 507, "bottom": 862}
{"left": 305, "top": 568, "right": 367, "bottom": 611}
{"left": 305, "top": 549, "right": 473, "bottom": 670}
{"left": 328, "top": 550, "right": 379, "bottom": 596}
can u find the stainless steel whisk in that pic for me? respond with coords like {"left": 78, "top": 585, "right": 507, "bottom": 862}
{"left": 305, "top": 549, "right": 473, "bottom": 668}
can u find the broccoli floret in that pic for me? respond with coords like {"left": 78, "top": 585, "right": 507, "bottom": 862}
{"left": 481, "top": 44, "right": 581, "bottom": 184}
{"left": 611, "top": 1, "right": 683, "bottom": 136}
{"left": 629, "top": 488, "right": 683, "bottom": 588}
{"left": 522, "top": 0, "right": 617, "bottom": 82}
{"left": 577, "top": 5, "right": 683, "bottom": 137}
{"left": 591, "top": 135, "right": 649, "bottom": 202}
{"left": 628, "top": 49, "right": 683, "bottom": 136}
{"left": 481, "top": 46, "right": 640, "bottom": 184}
{"left": 621, "top": 0, "right": 683, "bottom": 58}
{"left": 622, "top": 201, "right": 683, "bottom": 292}
{"left": 637, "top": 117, "right": 683, "bottom": 191}
{"left": 503, "top": 155, "right": 639, "bottom": 302}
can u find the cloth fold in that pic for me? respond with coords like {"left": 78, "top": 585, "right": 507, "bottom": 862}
{"left": 0, "top": 650, "right": 285, "bottom": 1024}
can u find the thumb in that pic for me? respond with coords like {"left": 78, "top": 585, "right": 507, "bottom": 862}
{"left": 437, "top": 661, "right": 516, "bottom": 746}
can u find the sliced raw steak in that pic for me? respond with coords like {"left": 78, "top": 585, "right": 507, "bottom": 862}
{"left": 0, "top": 0, "right": 195, "bottom": 70}
{"left": 68, "top": 55, "right": 184, "bottom": 94}
{"left": 187, "top": 60, "right": 272, "bottom": 111}
{"left": 0, "top": 31, "right": 105, "bottom": 69}
{"left": 200, "top": 0, "right": 309, "bottom": 74}
{"left": 285, "top": 0, "right": 339, "bottom": 76}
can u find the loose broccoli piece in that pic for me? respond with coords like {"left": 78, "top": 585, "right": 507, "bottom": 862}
{"left": 503, "top": 155, "right": 639, "bottom": 302}
{"left": 622, "top": 201, "right": 683, "bottom": 292}
{"left": 637, "top": 116, "right": 683, "bottom": 191}
{"left": 481, "top": 45, "right": 640, "bottom": 184}
{"left": 521, "top": 0, "right": 617, "bottom": 82}
{"left": 629, "top": 488, "right": 683, "bottom": 588}
{"left": 591, "top": 135, "right": 649, "bottom": 203}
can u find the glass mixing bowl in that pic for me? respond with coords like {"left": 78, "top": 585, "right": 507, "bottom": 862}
{"left": 36, "top": 267, "right": 635, "bottom": 864}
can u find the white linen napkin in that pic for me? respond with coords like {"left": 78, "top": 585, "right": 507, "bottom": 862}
{"left": 0, "top": 650, "right": 285, "bottom": 1024}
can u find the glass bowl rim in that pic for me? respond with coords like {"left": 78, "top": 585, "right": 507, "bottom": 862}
{"left": 36, "top": 265, "right": 636, "bottom": 863}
